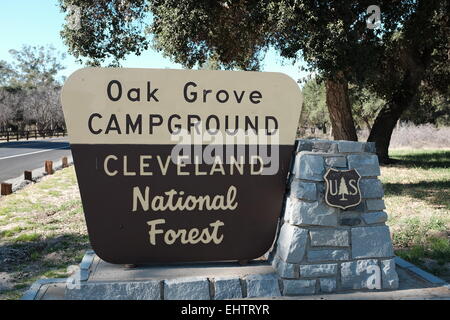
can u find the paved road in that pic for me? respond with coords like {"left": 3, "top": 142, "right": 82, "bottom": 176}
{"left": 0, "top": 137, "right": 72, "bottom": 182}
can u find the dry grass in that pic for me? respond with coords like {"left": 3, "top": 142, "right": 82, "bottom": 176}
{"left": 359, "top": 123, "right": 450, "bottom": 149}
{"left": 382, "top": 149, "right": 450, "bottom": 280}
{"left": 0, "top": 167, "right": 89, "bottom": 300}
{"left": 301, "top": 124, "right": 450, "bottom": 150}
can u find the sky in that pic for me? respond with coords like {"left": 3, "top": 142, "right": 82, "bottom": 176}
{"left": 0, "top": 0, "right": 307, "bottom": 84}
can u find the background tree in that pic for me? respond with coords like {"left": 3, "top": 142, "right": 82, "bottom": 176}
{"left": 349, "top": 86, "right": 385, "bottom": 131}
{"left": 365, "top": 0, "right": 449, "bottom": 162}
{"left": 7, "top": 45, "right": 66, "bottom": 89}
{"left": 60, "top": 0, "right": 405, "bottom": 141}
{"left": 301, "top": 79, "right": 385, "bottom": 133}
{"left": 60, "top": 0, "right": 150, "bottom": 67}
{"left": 402, "top": 91, "right": 450, "bottom": 126}
{"left": 0, "top": 45, "right": 66, "bottom": 132}
{"left": 0, "top": 87, "right": 27, "bottom": 131}
{"left": 0, "top": 89, "right": 15, "bottom": 131}
{"left": 0, "top": 60, "right": 14, "bottom": 87}
{"left": 23, "top": 86, "right": 64, "bottom": 132}
{"left": 300, "top": 78, "right": 329, "bottom": 135}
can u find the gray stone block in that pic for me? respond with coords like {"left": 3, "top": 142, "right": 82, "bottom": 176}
{"left": 300, "top": 263, "right": 337, "bottom": 277}
{"left": 296, "top": 140, "right": 313, "bottom": 152}
{"left": 381, "top": 259, "right": 399, "bottom": 289}
{"left": 283, "top": 197, "right": 298, "bottom": 222}
{"left": 311, "top": 140, "right": 335, "bottom": 153}
{"left": 213, "top": 277, "right": 242, "bottom": 300}
{"left": 362, "top": 211, "right": 388, "bottom": 225}
{"left": 366, "top": 199, "right": 386, "bottom": 211}
{"left": 348, "top": 154, "right": 380, "bottom": 177}
{"left": 245, "top": 274, "right": 281, "bottom": 298}
{"left": 348, "top": 201, "right": 366, "bottom": 213}
{"left": 316, "top": 182, "right": 325, "bottom": 194}
{"left": 272, "top": 255, "right": 298, "bottom": 278}
{"left": 360, "top": 179, "right": 384, "bottom": 198}
{"left": 325, "top": 156, "right": 347, "bottom": 168}
{"left": 340, "top": 217, "right": 362, "bottom": 226}
{"left": 66, "top": 281, "right": 161, "bottom": 300}
{"left": 276, "top": 223, "right": 308, "bottom": 263}
{"left": 307, "top": 249, "right": 349, "bottom": 262}
{"left": 319, "top": 278, "right": 337, "bottom": 293}
{"left": 341, "top": 259, "right": 379, "bottom": 290}
{"left": 310, "top": 229, "right": 349, "bottom": 247}
{"left": 364, "top": 142, "right": 376, "bottom": 153}
{"left": 282, "top": 279, "right": 316, "bottom": 295}
{"left": 294, "top": 154, "right": 325, "bottom": 181}
{"left": 338, "top": 141, "right": 365, "bottom": 153}
{"left": 288, "top": 198, "right": 338, "bottom": 227}
{"left": 290, "top": 181, "right": 317, "bottom": 201}
{"left": 351, "top": 226, "right": 394, "bottom": 259}
{"left": 164, "top": 277, "right": 210, "bottom": 300}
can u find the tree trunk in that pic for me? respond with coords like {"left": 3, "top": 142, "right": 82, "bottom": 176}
{"left": 367, "top": 104, "right": 403, "bottom": 164}
{"left": 368, "top": 57, "right": 426, "bottom": 163}
{"left": 325, "top": 75, "right": 358, "bottom": 141}
{"left": 363, "top": 118, "right": 372, "bottom": 132}
{"left": 368, "top": 70, "right": 424, "bottom": 163}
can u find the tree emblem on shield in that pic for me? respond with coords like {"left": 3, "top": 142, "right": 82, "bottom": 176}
{"left": 324, "top": 168, "right": 362, "bottom": 210}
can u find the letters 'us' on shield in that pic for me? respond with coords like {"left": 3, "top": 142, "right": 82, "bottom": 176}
{"left": 61, "top": 68, "right": 302, "bottom": 264}
{"left": 324, "top": 168, "right": 362, "bottom": 210}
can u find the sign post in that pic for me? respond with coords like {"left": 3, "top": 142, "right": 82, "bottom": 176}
{"left": 61, "top": 68, "right": 302, "bottom": 264}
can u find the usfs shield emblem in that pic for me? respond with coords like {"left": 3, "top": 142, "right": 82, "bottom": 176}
{"left": 324, "top": 168, "right": 361, "bottom": 210}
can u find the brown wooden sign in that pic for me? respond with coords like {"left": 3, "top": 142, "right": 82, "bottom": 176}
{"left": 324, "top": 168, "right": 362, "bottom": 210}
{"left": 61, "top": 68, "right": 302, "bottom": 264}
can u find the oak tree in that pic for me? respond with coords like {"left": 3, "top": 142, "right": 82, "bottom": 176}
{"left": 59, "top": 1, "right": 449, "bottom": 162}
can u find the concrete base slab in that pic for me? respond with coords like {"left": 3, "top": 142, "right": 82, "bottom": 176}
{"left": 88, "top": 256, "right": 274, "bottom": 282}
{"left": 24, "top": 251, "right": 450, "bottom": 300}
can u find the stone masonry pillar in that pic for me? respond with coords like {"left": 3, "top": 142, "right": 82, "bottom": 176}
{"left": 270, "top": 139, "right": 399, "bottom": 295}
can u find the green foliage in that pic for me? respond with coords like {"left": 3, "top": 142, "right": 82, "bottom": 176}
{"left": 349, "top": 86, "right": 385, "bottom": 130}
{"left": 60, "top": 0, "right": 151, "bottom": 66}
{"left": 60, "top": 1, "right": 405, "bottom": 74}
{"left": 366, "top": 2, "right": 449, "bottom": 107}
{"left": 301, "top": 78, "right": 387, "bottom": 131}
{"left": 148, "top": 1, "right": 272, "bottom": 70}
{"left": 396, "top": 236, "right": 450, "bottom": 273}
{"left": 300, "top": 78, "right": 329, "bottom": 131}
{"left": 58, "top": 0, "right": 449, "bottom": 132}
{"left": 402, "top": 90, "right": 450, "bottom": 126}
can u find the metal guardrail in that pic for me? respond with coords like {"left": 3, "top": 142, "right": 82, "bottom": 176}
{"left": 0, "top": 129, "right": 66, "bottom": 142}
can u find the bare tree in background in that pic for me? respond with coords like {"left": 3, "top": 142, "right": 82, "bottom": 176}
{"left": 0, "top": 88, "right": 27, "bottom": 131}
{"left": 0, "top": 45, "right": 66, "bottom": 132}
{"left": 23, "top": 86, "right": 63, "bottom": 133}
{"left": 0, "top": 89, "right": 14, "bottom": 131}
